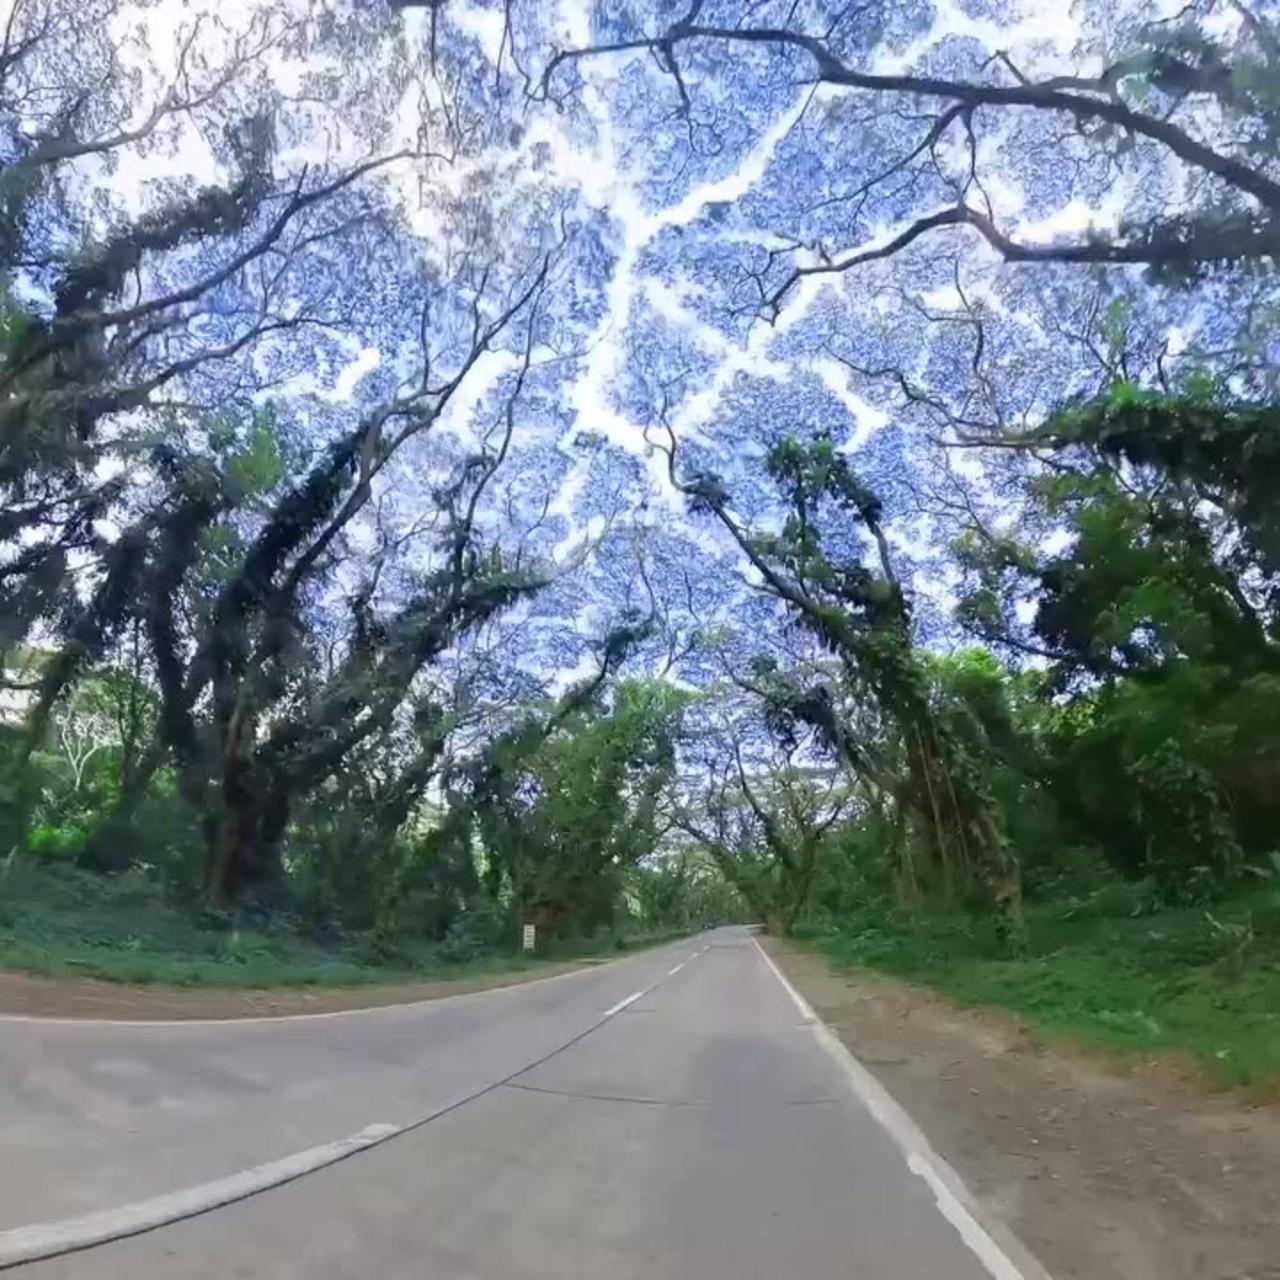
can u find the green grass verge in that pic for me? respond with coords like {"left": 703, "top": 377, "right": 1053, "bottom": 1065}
{"left": 795, "top": 880, "right": 1280, "bottom": 1091}
{"left": 0, "top": 864, "right": 688, "bottom": 989}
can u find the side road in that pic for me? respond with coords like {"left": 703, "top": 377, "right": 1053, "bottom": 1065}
{"left": 765, "top": 939, "right": 1280, "bottom": 1280}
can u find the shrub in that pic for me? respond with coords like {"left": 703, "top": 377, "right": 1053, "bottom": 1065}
{"left": 27, "top": 822, "right": 89, "bottom": 862}
{"left": 1129, "top": 743, "right": 1241, "bottom": 902}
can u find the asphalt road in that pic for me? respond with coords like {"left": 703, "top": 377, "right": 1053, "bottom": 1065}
{"left": 1, "top": 928, "right": 1033, "bottom": 1278}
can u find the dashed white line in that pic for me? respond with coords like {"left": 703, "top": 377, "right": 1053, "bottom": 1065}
{"left": 0, "top": 1124, "right": 400, "bottom": 1270}
{"left": 0, "top": 942, "right": 701, "bottom": 1267}
{"left": 667, "top": 963, "right": 685, "bottom": 976}
{"left": 601, "top": 990, "right": 645, "bottom": 1018}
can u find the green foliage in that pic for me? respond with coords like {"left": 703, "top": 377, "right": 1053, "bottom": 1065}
{"left": 719, "top": 434, "right": 1022, "bottom": 920}
{"left": 475, "top": 677, "right": 691, "bottom": 938}
{"left": 628, "top": 850, "right": 748, "bottom": 931}
{"left": 0, "top": 287, "right": 30, "bottom": 358}
{"left": 1128, "top": 745, "right": 1241, "bottom": 901}
{"left": 0, "top": 861, "right": 669, "bottom": 988}
{"left": 922, "top": 650, "right": 1068, "bottom": 893}
{"left": 212, "top": 404, "right": 286, "bottom": 502}
{"left": 436, "top": 899, "right": 513, "bottom": 964}
{"left": 956, "top": 387, "right": 1280, "bottom": 902}
{"left": 0, "top": 863, "right": 385, "bottom": 986}
{"left": 0, "top": 642, "right": 702, "bottom": 984}
{"left": 798, "top": 876, "right": 1280, "bottom": 1090}
{"left": 27, "top": 822, "right": 90, "bottom": 862}
{"left": 1046, "top": 384, "right": 1280, "bottom": 579}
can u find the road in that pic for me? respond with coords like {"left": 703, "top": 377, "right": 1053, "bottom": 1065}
{"left": 1, "top": 928, "right": 1037, "bottom": 1278}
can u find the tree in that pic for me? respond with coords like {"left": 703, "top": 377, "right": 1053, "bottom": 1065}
{"left": 0, "top": 1, "right": 427, "bottom": 654}
{"left": 954, "top": 381, "right": 1280, "bottom": 897}
{"left": 676, "top": 684, "right": 854, "bottom": 933}
{"left": 651, "top": 422, "right": 1022, "bottom": 924}
{"left": 955, "top": 381, "right": 1279, "bottom": 676}
{"left": 467, "top": 675, "right": 688, "bottom": 940}
{"left": 1, "top": 1, "right": 599, "bottom": 905}
{"left": 544, "top": 1, "right": 1280, "bottom": 316}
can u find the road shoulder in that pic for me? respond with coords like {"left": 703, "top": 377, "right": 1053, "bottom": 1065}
{"left": 0, "top": 957, "right": 612, "bottom": 1021}
{"left": 764, "top": 937, "right": 1280, "bottom": 1280}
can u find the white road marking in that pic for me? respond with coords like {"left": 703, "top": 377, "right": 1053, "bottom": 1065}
{"left": 0, "top": 1123, "right": 401, "bottom": 1271}
{"left": 752, "top": 940, "right": 815, "bottom": 1022}
{"left": 0, "top": 943, "right": 701, "bottom": 1267}
{"left": 752, "top": 938, "right": 1053, "bottom": 1280}
{"left": 667, "top": 963, "right": 685, "bottom": 976}
{"left": 602, "top": 990, "right": 645, "bottom": 1018}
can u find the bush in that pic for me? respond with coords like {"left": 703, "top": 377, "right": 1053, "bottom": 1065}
{"left": 27, "top": 822, "right": 89, "bottom": 862}
{"left": 1129, "top": 743, "right": 1241, "bottom": 902}
{"left": 437, "top": 899, "right": 513, "bottom": 964}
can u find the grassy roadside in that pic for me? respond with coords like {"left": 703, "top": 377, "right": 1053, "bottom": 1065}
{"left": 794, "top": 880, "right": 1280, "bottom": 1091}
{"left": 0, "top": 864, "right": 687, "bottom": 990}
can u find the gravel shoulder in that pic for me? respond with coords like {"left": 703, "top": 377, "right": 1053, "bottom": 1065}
{"left": 765, "top": 937, "right": 1280, "bottom": 1280}
{"left": 0, "top": 957, "right": 604, "bottom": 1020}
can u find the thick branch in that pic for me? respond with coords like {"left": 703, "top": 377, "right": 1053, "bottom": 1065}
{"left": 544, "top": 23, "right": 1280, "bottom": 215}
{"left": 766, "top": 204, "right": 1280, "bottom": 313}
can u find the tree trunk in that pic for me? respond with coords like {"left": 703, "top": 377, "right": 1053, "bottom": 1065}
{"left": 205, "top": 709, "right": 263, "bottom": 907}
{"left": 782, "top": 844, "right": 818, "bottom": 934}
{"left": 252, "top": 781, "right": 290, "bottom": 896}
{"left": 206, "top": 793, "right": 259, "bottom": 908}
{"left": 204, "top": 780, "right": 291, "bottom": 908}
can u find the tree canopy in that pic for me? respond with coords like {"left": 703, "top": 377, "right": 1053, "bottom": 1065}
{"left": 1, "top": 0, "right": 1277, "bottom": 958}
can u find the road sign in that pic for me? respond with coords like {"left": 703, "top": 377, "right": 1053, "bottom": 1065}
{"left": 522, "top": 924, "right": 536, "bottom": 953}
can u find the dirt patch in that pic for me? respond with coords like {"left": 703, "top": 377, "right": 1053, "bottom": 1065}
{"left": 0, "top": 960, "right": 593, "bottom": 1020}
{"left": 766, "top": 939, "right": 1280, "bottom": 1280}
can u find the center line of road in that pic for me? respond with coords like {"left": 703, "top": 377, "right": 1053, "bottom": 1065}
{"left": 0, "top": 1125, "right": 401, "bottom": 1271}
{"left": 601, "top": 990, "right": 645, "bottom": 1018}
{"left": 667, "top": 962, "right": 685, "bottom": 976}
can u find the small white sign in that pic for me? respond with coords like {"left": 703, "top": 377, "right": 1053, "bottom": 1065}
{"left": 522, "top": 924, "right": 536, "bottom": 953}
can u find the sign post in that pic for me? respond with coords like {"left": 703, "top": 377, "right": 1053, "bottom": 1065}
{"left": 521, "top": 923, "right": 536, "bottom": 954}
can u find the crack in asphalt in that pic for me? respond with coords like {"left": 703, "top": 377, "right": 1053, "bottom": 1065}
{"left": 501, "top": 1080, "right": 840, "bottom": 1109}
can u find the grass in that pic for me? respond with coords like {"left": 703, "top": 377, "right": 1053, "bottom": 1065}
{"left": 796, "top": 878, "right": 1280, "bottom": 1091}
{"left": 0, "top": 863, "right": 686, "bottom": 989}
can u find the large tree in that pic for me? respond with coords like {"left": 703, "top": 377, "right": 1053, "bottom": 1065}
{"left": 0, "top": 1, "right": 434, "bottom": 655}
{"left": 1, "top": 1, "right": 601, "bottom": 904}
{"left": 676, "top": 685, "right": 854, "bottom": 933}
{"left": 952, "top": 381, "right": 1280, "bottom": 896}
{"left": 544, "top": 0, "right": 1280, "bottom": 313}
{"left": 650, "top": 421, "right": 1023, "bottom": 923}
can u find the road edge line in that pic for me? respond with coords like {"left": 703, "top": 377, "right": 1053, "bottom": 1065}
{"left": 752, "top": 937, "right": 1054, "bottom": 1280}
